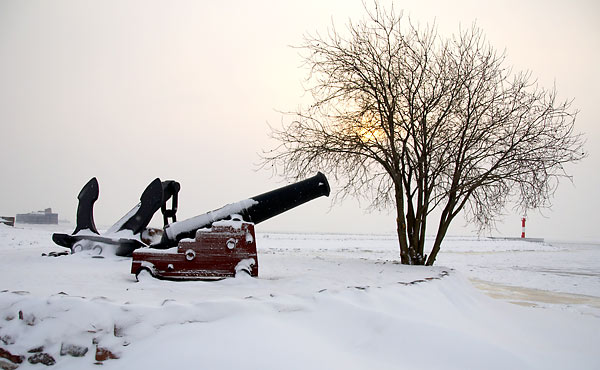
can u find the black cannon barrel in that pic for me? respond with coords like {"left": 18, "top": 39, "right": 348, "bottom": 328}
{"left": 240, "top": 171, "right": 330, "bottom": 224}
{"left": 156, "top": 172, "right": 330, "bottom": 248}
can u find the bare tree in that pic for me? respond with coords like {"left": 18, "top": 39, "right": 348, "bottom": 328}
{"left": 262, "top": 3, "right": 585, "bottom": 265}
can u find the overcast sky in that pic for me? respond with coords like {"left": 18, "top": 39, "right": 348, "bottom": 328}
{"left": 1, "top": 0, "right": 598, "bottom": 241}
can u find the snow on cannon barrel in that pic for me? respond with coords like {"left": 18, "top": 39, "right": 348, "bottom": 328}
{"left": 131, "top": 172, "right": 330, "bottom": 280}
{"left": 155, "top": 171, "right": 331, "bottom": 248}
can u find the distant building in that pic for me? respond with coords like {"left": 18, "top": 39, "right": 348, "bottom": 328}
{"left": 16, "top": 208, "right": 58, "bottom": 224}
{"left": 0, "top": 216, "right": 15, "bottom": 226}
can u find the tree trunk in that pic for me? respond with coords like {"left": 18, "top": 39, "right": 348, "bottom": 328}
{"left": 394, "top": 182, "right": 411, "bottom": 264}
{"left": 426, "top": 220, "right": 450, "bottom": 266}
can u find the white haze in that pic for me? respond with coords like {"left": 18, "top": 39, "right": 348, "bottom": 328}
{"left": 0, "top": 0, "right": 599, "bottom": 241}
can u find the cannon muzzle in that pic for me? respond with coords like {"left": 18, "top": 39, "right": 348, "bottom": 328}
{"left": 156, "top": 172, "right": 330, "bottom": 248}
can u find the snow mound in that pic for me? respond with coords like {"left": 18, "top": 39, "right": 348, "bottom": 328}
{"left": 0, "top": 226, "right": 598, "bottom": 369}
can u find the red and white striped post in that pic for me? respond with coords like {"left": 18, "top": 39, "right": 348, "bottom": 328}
{"left": 521, "top": 217, "right": 526, "bottom": 238}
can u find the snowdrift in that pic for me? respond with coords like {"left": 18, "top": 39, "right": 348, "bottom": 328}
{"left": 0, "top": 224, "right": 598, "bottom": 369}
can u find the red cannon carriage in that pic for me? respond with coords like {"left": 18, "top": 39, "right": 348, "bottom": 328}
{"left": 131, "top": 220, "right": 258, "bottom": 280}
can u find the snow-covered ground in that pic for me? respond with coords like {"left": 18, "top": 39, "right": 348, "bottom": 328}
{"left": 0, "top": 224, "right": 599, "bottom": 369}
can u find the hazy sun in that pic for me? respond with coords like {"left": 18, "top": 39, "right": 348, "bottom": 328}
{"left": 355, "top": 112, "right": 386, "bottom": 143}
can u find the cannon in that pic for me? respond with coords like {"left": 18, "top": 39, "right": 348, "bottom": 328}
{"left": 130, "top": 172, "right": 330, "bottom": 280}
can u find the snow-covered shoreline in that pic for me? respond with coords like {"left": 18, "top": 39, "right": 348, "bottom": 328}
{"left": 0, "top": 224, "right": 598, "bottom": 369}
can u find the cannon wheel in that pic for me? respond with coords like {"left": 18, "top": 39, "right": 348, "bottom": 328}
{"left": 234, "top": 258, "right": 255, "bottom": 277}
{"left": 135, "top": 267, "right": 155, "bottom": 282}
{"left": 236, "top": 267, "right": 252, "bottom": 277}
